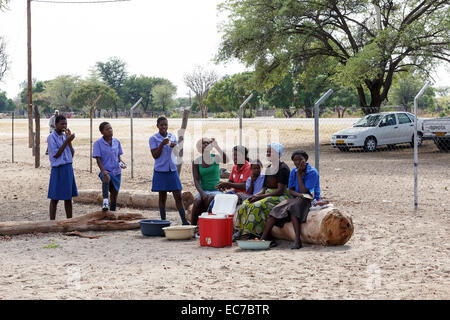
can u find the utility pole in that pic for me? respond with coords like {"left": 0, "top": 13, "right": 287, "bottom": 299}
{"left": 27, "top": 0, "right": 33, "bottom": 148}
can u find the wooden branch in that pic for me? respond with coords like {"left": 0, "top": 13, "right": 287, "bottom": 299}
{"left": 64, "top": 231, "right": 102, "bottom": 239}
{"left": 0, "top": 211, "right": 145, "bottom": 236}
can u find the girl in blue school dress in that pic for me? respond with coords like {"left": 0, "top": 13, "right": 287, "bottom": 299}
{"left": 47, "top": 115, "right": 78, "bottom": 220}
{"left": 149, "top": 116, "right": 189, "bottom": 225}
{"left": 93, "top": 122, "right": 126, "bottom": 211}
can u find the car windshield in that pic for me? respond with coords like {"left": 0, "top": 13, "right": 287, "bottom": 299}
{"left": 353, "top": 114, "right": 382, "bottom": 127}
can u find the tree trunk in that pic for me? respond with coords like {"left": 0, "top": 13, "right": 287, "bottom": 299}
{"left": 176, "top": 108, "right": 191, "bottom": 175}
{"left": 0, "top": 211, "right": 146, "bottom": 236}
{"left": 304, "top": 106, "right": 313, "bottom": 118}
{"left": 74, "top": 190, "right": 194, "bottom": 212}
{"left": 270, "top": 207, "right": 354, "bottom": 246}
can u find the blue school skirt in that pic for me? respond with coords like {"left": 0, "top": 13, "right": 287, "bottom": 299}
{"left": 151, "top": 170, "right": 182, "bottom": 192}
{"left": 48, "top": 163, "right": 78, "bottom": 200}
{"left": 99, "top": 172, "right": 121, "bottom": 192}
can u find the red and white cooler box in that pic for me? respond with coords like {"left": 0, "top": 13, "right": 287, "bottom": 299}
{"left": 199, "top": 194, "right": 238, "bottom": 248}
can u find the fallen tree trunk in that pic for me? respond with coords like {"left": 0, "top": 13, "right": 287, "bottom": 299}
{"left": 271, "top": 206, "right": 354, "bottom": 246}
{"left": 74, "top": 190, "right": 194, "bottom": 211}
{"left": 0, "top": 211, "right": 145, "bottom": 236}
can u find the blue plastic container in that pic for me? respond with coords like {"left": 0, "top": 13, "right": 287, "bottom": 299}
{"left": 139, "top": 220, "right": 171, "bottom": 237}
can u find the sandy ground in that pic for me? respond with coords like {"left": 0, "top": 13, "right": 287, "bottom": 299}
{"left": 0, "top": 118, "right": 449, "bottom": 300}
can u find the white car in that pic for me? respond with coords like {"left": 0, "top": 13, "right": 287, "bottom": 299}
{"left": 331, "top": 112, "right": 424, "bottom": 152}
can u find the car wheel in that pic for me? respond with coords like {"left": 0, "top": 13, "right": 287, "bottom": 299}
{"left": 364, "top": 137, "right": 377, "bottom": 152}
{"left": 338, "top": 147, "right": 349, "bottom": 152}
{"left": 411, "top": 133, "right": 423, "bottom": 147}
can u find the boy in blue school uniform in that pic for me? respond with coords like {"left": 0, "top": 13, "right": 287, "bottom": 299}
{"left": 47, "top": 115, "right": 78, "bottom": 220}
{"left": 150, "top": 116, "right": 189, "bottom": 225}
{"left": 93, "top": 122, "right": 126, "bottom": 211}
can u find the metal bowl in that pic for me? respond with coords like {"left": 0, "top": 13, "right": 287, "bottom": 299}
{"left": 236, "top": 239, "right": 271, "bottom": 250}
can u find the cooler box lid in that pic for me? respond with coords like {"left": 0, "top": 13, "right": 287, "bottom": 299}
{"left": 211, "top": 193, "right": 238, "bottom": 215}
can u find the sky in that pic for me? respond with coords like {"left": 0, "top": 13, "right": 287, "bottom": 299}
{"left": 0, "top": 0, "right": 248, "bottom": 99}
{"left": 0, "top": 0, "right": 448, "bottom": 100}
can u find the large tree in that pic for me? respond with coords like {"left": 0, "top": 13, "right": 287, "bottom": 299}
{"left": 389, "top": 72, "right": 435, "bottom": 112}
{"left": 121, "top": 75, "right": 169, "bottom": 113}
{"left": 41, "top": 75, "right": 80, "bottom": 112}
{"left": 184, "top": 66, "right": 219, "bottom": 118}
{"left": 206, "top": 72, "right": 260, "bottom": 117}
{"left": 69, "top": 82, "right": 118, "bottom": 114}
{"left": 0, "top": 91, "right": 15, "bottom": 112}
{"left": 19, "top": 80, "right": 49, "bottom": 112}
{"left": 95, "top": 57, "right": 127, "bottom": 116}
{"left": 95, "top": 57, "right": 127, "bottom": 92}
{"left": 218, "top": 0, "right": 450, "bottom": 114}
{"left": 151, "top": 83, "right": 177, "bottom": 112}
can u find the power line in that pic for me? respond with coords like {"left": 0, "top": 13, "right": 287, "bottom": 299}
{"left": 31, "top": 0, "right": 132, "bottom": 4}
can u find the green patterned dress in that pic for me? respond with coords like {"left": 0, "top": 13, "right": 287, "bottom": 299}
{"left": 236, "top": 188, "right": 290, "bottom": 236}
{"left": 236, "top": 161, "right": 291, "bottom": 236}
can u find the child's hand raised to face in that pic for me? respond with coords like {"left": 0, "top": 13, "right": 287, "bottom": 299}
{"left": 65, "top": 129, "right": 75, "bottom": 141}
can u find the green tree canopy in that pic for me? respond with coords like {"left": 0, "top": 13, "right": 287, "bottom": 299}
{"left": 69, "top": 82, "right": 118, "bottom": 113}
{"left": 95, "top": 57, "right": 128, "bottom": 93}
{"left": 19, "top": 79, "right": 50, "bottom": 112}
{"left": 218, "top": 0, "right": 450, "bottom": 114}
{"left": 0, "top": 91, "right": 15, "bottom": 112}
{"left": 389, "top": 73, "right": 435, "bottom": 112}
{"left": 206, "top": 72, "right": 260, "bottom": 116}
{"left": 121, "top": 75, "right": 169, "bottom": 112}
{"left": 41, "top": 75, "right": 80, "bottom": 112}
{"left": 151, "top": 83, "right": 177, "bottom": 112}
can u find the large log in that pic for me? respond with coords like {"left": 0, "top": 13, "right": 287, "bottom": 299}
{"left": 0, "top": 211, "right": 145, "bottom": 236}
{"left": 74, "top": 190, "right": 194, "bottom": 211}
{"left": 271, "top": 206, "right": 354, "bottom": 246}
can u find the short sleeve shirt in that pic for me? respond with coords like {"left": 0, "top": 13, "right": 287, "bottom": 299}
{"left": 149, "top": 132, "right": 178, "bottom": 172}
{"left": 263, "top": 161, "right": 290, "bottom": 188}
{"left": 229, "top": 161, "right": 252, "bottom": 193}
{"left": 245, "top": 174, "right": 265, "bottom": 195}
{"left": 93, "top": 137, "right": 123, "bottom": 176}
{"left": 47, "top": 130, "right": 73, "bottom": 168}
{"left": 288, "top": 163, "right": 321, "bottom": 200}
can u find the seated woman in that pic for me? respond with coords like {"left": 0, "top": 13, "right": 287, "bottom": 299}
{"left": 209, "top": 146, "right": 252, "bottom": 211}
{"left": 190, "top": 137, "right": 227, "bottom": 225}
{"left": 233, "top": 143, "right": 290, "bottom": 240}
{"left": 245, "top": 159, "right": 264, "bottom": 196}
{"left": 261, "top": 150, "right": 322, "bottom": 249}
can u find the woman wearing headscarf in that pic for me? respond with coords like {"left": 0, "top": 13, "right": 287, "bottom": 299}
{"left": 233, "top": 142, "right": 290, "bottom": 240}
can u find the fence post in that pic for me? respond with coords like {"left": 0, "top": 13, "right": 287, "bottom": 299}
{"left": 130, "top": 97, "right": 143, "bottom": 179}
{"left": 239, "top": 92, "right": 254, "bottom": 146}
{"left": 176, "top": 107, "right": 191, "bottom": 175}
{"left": 11, "top": 112, "right": 14, "bottom": 163}
{"left": 414, "top": 81, "right": 430, "bottom": 211}
{"left": 314, "top": 89, "right": 333, "bottom": 173}
{"left": 90, "top": 95, "right": 102, "bottom": 173}
{"left": 34, "top": 106, "right": 40, "bottom": 168}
